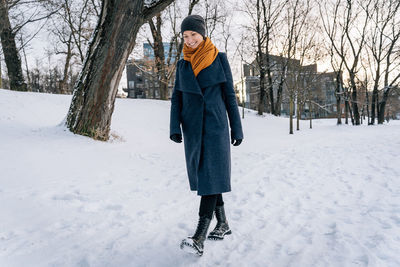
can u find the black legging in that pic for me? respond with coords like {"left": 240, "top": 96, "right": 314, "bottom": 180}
{"left": 199, "top": 194, "right": 224, "bottom": 219}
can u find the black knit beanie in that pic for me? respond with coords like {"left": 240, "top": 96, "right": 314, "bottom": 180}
{"left": 181, "top": 15, "right": 206, "bottom": 37}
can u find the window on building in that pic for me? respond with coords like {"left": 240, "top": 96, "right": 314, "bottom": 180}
{"left": 128, "top": 81, "right": 135, "bottom": 89}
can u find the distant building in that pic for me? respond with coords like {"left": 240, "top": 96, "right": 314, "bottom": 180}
{"left": 125, "top": 58, "right": 175, "bottom": 99}
{"left": 143, "top": 43, "right": 182, "bottom": 63}
{"left": 125, "top": 42, "right": 180, "bottom": 99}
{"left": 235, "top": 54, "right": 341, "bottom": 119}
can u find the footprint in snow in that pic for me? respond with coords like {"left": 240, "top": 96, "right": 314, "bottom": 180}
{"left": 52, "top": 192, "right": 87, "bottom": 202}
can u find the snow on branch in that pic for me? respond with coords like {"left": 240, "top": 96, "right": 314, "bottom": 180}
{"left": 309, "top": 100, "right": 335, "bottom": 113}
{"left": 144, "top": 0, "right": 161, "bottom": 8}
{"left": 142, "top": 0, "right": 174, "bottom": 20}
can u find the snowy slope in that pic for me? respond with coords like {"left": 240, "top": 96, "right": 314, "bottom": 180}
{"left": 0, "top": 88, "right": 399, "bottom": 267}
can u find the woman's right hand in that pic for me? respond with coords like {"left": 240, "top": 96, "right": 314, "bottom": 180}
{"left": 170, "top": 134, "right": 182, "bottom": 143}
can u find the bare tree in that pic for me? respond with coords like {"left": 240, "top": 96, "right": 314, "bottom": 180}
{"left": 320, "top": 0, "right": 373, "bottom": 126}
{"left": 0, "top": 0, "right": 56, "bottom": 91}
{"left": 66, "top": 0, "right": 175, "bottom": 141}
{"left": 279, "top": 0, "right": 312, "bottom": 134}
{"left": 366, "top": 0, "right": 400, "bottom": 124}
{"left": 294, "top": 19, "right": 324, "bottom": 132}
{"left": 243, "top": 0, "right": 287, "bottom": 116}
{"left": 44, "top": 0, "right": 100, "bottom": 94}
{"left": 320, "top": 1, "right": 345, "bottom": 125}
{"left": 202, "top": 0, "right": 225, "bottom": 40}
{"left": 147, "top": 13, "right": 170, "bottom": 100}
{"left": 0, "top": 0, "right": 27, "bottom": 91}
{"left": 220, "top": 13, "right": 232, "bottom": 54}
{"left": 59, "top": 0, "right": 99, "bottom": 63}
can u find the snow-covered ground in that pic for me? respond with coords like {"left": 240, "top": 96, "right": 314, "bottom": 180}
{"left": 0, "top": 88, "right": 399, "bottom": 267}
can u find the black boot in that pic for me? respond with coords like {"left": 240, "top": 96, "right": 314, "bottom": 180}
{"left": 208, "top": 205, "right": 231, "bottom": 240}
{"left": 180, "top": 215, "right": 212, "bottom": 256}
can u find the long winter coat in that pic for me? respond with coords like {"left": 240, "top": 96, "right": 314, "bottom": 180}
{"left": 170, "top": 52, "right": 243, "bottom": 196}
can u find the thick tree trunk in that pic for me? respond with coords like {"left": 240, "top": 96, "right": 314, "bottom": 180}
{"left": 66, "top": 0, "right": 174, "bottom": 140}
{"left": 378, "top": 102, "right": 386, "bottom": 124}
{"left": 378, "top": 87, "right": 391, "bottom": 124}
{"left": 0, "top": 0, "right": 27, "bottom": 91}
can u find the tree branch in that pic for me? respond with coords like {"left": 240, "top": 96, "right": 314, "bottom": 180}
{"left": 142, "top": 0, "right": 175, "bottom": 20}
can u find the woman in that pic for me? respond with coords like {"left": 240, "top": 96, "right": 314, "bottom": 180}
{"left": 169, "top": 14, "right": 243, "bottom": 256}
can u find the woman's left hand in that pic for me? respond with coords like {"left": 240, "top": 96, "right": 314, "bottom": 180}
{"left": 231, "top": 138, "right": 242, "bottom": 146}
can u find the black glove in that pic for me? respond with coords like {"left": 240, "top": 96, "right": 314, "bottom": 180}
{"left": 170, "top": 134, "right": 182, "bottom": 143}
{"left": 231, "top": 138, "right": 242, "bottom": 146}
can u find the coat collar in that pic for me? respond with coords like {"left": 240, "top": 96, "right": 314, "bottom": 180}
{"left": 177, "top": 52, "right": 227, "bottom": 95}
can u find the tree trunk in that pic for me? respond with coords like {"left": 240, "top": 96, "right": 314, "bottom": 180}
{"left": 349, "top": 76, "right": 360, "bottom": 125}
{"left": 257, "top": 70, "right": 267, "bottom": 115}
{"left": 21, "top": 43, "right": 31, "bottom": 91}
{"left": 59, "top": 34, "right": 73, "bottom": 94}
{"left": 148, "top": 13, "right": 168, "bottom": 100}
{"left": 365, "top": 84, "right": 370, "bottom": 124}
{"left": 66, "top": 0, "right": 174, "bottom": 140}
{"left": 289, "top": 94, "right": 293, "bottom": 134}
{"left": 344, "top": 96, "right": 349, "bottom": 124}
{"left": 336, "top": 96, "right": 342, "bottom": 125}
{"left": 370, "top": 81, "right": 378, "bottom": 125}
{"left": 378, "top": 87, "right": 391, "bottom": 124}
{"left": 0, "top": 0, "right": 27, "bottom": 91}
{"left": 275, "top": 73, "right": 285, "bottom": 115}
{"left": 266, "top": 56, "right": 275, "bottom": 115}
{"left": 347, "top": 98, "right": 354, "bottom": 125}
{"left": 309, "top": 100, "right": 312, "bottom": 129}
{"left": 296, "top": 97, "right": 300, "bottom": 131}
{"left": 335, "top": 72, "right": 342, "bottom": 125}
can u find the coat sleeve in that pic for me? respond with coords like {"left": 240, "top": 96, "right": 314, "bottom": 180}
{"left": 220, "top": 53, "right": 244, "bottom": 140}
{"left": 170, "top": 61, "right": 182, "bottom": 139}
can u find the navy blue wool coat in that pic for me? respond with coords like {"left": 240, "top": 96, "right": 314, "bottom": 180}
{"left": 170, "top": 52, "right": 243, "bottom": 196}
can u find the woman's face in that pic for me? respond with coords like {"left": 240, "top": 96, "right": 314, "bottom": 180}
{"left": 183, "top": 30, "right": 204, "bottom": 49}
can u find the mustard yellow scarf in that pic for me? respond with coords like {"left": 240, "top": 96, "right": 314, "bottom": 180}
{"left": 183, "top": 37, "right": 219, "bottom": 77}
